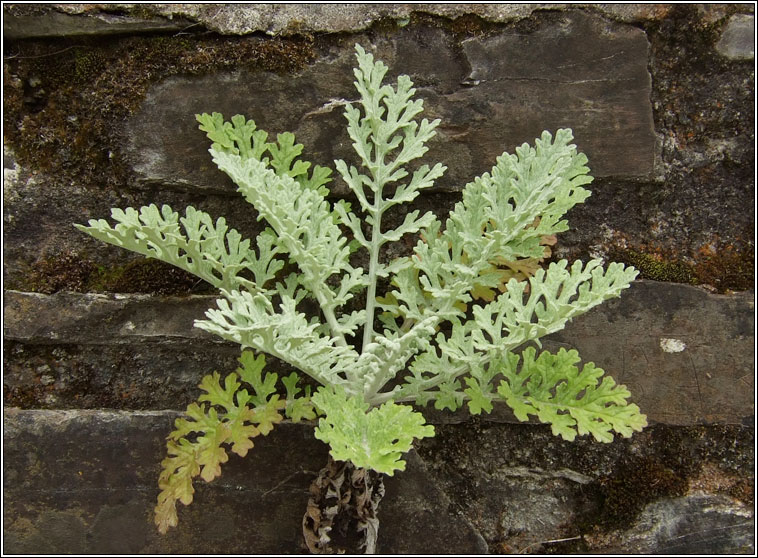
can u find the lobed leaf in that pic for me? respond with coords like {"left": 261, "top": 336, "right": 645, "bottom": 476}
{"left": 496, "top": 347, "right": 648, "bottom": 442}
{"left": 196, "top": 113, "right": 332, "bottom": 192}
{"left": 154, "top": 351, "right": 312, "bottom": 534}
{"left": 75, "top": 204, "right": 282, "bottom": 293}
{"left": 311, "top": 386, "right": 435, "bottom": 475}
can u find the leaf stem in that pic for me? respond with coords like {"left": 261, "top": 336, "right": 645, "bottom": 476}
{"left": 362, "top": 204, "right": 383, "bottom": 351}
{"left": 315, "top": 288, "right": 349, "bottom": 348}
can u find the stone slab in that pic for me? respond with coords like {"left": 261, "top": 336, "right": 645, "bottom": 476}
{"left": 123, "top": 11, "right": 656, "bottom": 196}
{"left": 454, "top": 12, "right": 655, "bottom": 179}
{"left": 2, "top": 291, "right": 241, "bottom": 409}
{"left": 4, "top": 280, "right": 754, "bottom": 426}
{"left": 2, "top": 8, "right": 191, "bottom": 39}
{"left": 3, "top": 408, "right": 486, "bottom": 554}
{"left": 36, "top": 4, "right": 747, "bottom": 37}
{"left": 543, "top": 280, "right": 755, "bottom": 426}
{"left": 716, "top": 14, "right": 755, "bottom": 60}
{"left": 3, "top": 408, "right": 752, "bottom": 554}
{"left": 3, "top": 291, "right": 216, "bottom": 345}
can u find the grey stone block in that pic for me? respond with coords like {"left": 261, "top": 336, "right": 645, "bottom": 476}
{"left": 456, "top": 11, "right": 655, "bottom": 179}
{"left": 3, "top": 291, "right": 241, "bottom": 409}
{"left": 4, "top": 280, "right": 754, "bottom": 426}
{"left": 2, "top": 8, "right": 191, "bottom": 39}
{"left": 124, "top": 11, "right": 655, "bottom": 197}
{"left": 716, "top": 14, "right": 755, "bottom": 60}
{"left": 3, "top": 409, "right": 486, "bottom": 554}
{"left": 4, "top": 409, "right": 753, "bottom": 554}
{"left": 544, "top": 280, "right": 754, "bottom": 426}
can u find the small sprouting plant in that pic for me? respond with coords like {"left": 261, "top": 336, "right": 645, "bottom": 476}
{"left": 76, "top": 44, "right": 646, "bottom": 553}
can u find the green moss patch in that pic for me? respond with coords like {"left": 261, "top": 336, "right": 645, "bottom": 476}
{"left": 26, "top": 250, "right": 216, "bottom": 296}
{"left": 608, "top": 235, "right": 753, "bottom": 293}
{"left": 3, "top": 33, "right": 316, "bottom": 191}
{"left": 613, "top": 250, "right": 698, "bottom": 285}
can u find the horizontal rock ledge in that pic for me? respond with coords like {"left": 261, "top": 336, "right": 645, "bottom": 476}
{"left": 3, "top": 280, "right": 754, "bottom": 425}
{"left": 2, "top": 9, "right": 193, "bottom": 39}
{"left": 3, "top": 408, "right": 753, "bottom": 554}
{"left": 124, "top": 11, "right": 656, "bottom": 190}
{"left": 6, "top": 4, "right": 747, "bottom": 38}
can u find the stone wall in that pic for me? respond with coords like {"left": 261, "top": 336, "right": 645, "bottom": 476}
{"left": 3, "top": 3, "right": 754, "bottom": 554}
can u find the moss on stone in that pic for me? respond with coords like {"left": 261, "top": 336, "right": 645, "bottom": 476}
{"left": 25, "top": 250, "right": 215, "bottom": 296}
{"left": 595, "top": 458, "right": 688, "bottom": 527}
{"left": 26, "top": 251, "right": 98, "bottom": 295}
{"left": 93, "top": 258, "right": 215, "bottom": 296}
{"left": 693, "top": 240, "right": 754, "bottom": 293}
{"left": 3, "top": 33, "right": 317, "bottom": 192}
{"left": 607, "top": 237, "right": 754, "bottom": 293}
{"left": 614, "top": 250, "right": 698, "bottom": 284}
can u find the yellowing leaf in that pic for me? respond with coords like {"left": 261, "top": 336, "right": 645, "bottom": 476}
{"left": 154, "top": 350, "right": 306, "bottom": 533}
{"left": 470, "top": 282, "right": 497, "bottom": 302}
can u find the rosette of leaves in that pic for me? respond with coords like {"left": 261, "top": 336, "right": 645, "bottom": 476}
{"left": 76, "top": 44, "right": 646, "bottom": 550}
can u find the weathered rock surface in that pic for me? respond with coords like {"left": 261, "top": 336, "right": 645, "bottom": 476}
{"left": 591, "top": 494, "right": 755, "bottom": 553}
{"left": 2, "top": 4, "right": 754, "bottom": 555}
{"left": 544, "top": 280, "right": 754, "bottom": 426}
{"left": 2, "top": 8, "right": 191, "bottom": 39}
{"left": 3, "top": 409, "right": 486, "bottom": 554}
{"left": 3, "top": 291, "right": 238, "bottom": 409}
{"left": 716, "top": 14, "right": 755, "bottom": 60}
{"left": 7, "top": 3, "right": 748, "bottom": 37}
{"left": 4, "top": 409, "right": 752, "bottom": 554}
{"left": 418, "top": 420, "right": 754, "bottom": 553}
{"left": 124, "top": 11, "right": 656, "bottom": 194}
{"left": 3, "top": 6, "right": 752, "bottom": 293}
{"left": 4, "top": 281, "right": 753, "bottom": 425}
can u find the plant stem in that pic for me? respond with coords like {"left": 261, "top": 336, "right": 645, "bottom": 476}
{"left": 361, "top": 205, "right": 383, "bottom": 352}
{"left": 314, "top": 287, "right": 348, "bottom": 348}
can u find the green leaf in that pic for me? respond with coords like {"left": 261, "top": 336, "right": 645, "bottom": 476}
{"left": 463, "top": 377, "right": 493, "bottom": 415}
{"left": 282, "top": 372, "right": 317, "bottom": 422}
{"left": 199, "top": 111, "right": 333, "bottom": 188}
{"left": 433, "top": 379, "right": 465, "bottom": 411}
{"left": 311, "top": 386, "right": 435, "bottom": 475}
{"left": 197, "top": 371, "right": 241, "bottom": 412}
{"left": 196, "top": 290, "right": 360, "bottom": 388}
{"left": 496, "top": 347, "right": 648, "bottom": 442}
{"left": 154, "top": 350, "right": 296, "bottom": 533}
{"left": 468, "top": 259, "right": 639, "bottom": 354}
{"left": 75, "top": 204, "right": 281, "bottom": 293}
{"left": 235, "top": 351, "right": 278, "bottom": 407}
